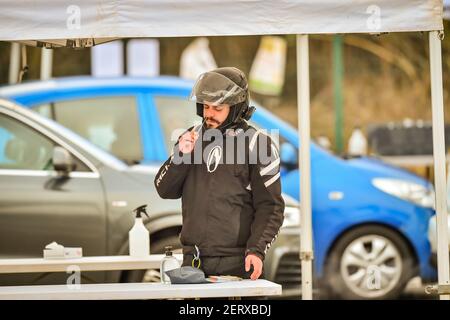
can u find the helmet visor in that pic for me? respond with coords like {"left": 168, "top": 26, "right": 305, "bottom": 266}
{"left": 189, "top": 71, "right": 247, "bottom": 106}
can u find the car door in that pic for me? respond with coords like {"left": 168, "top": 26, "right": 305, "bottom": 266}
{"left": 0, "top": 110, "right": 107, "bottom": 285}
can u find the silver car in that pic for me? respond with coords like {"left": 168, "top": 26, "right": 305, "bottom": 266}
{"left": 0, "top": 98, "right": 301, "bottom": 295}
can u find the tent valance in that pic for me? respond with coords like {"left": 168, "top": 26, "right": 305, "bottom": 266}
{"left": 0, "top": 0, "right": 443, "bottom": 45}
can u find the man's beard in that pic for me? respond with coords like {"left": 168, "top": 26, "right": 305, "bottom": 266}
{"left": 205, "top": 117, "right": 220, "bottom": 129}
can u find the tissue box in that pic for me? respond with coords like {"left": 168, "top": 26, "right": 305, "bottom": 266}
{"left": 63, "top": 247, "right": 83, "bottom": 259}
{"left": 43, "top": 242, "right": 83, "bottom": 259}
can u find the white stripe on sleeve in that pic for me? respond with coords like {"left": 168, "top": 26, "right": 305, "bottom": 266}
{"left": 260, "top": 158, "right": 280, "bottom": 176}
{"left": 264, "top": 172, "right": 280, "bottom": 188}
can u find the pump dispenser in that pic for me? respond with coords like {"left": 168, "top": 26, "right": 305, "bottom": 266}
{"left": 160, "top": 246, "right": 181, "bottom": 284}
{"left": 129, "top": 204, "right": 150, "bottom": 257}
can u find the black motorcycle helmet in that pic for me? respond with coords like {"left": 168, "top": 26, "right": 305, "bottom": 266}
{"left": 190, "top": 67, "right": 256, "bottom": 130}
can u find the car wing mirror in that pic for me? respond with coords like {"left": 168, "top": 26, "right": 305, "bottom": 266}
{"left": 52, "top": 146, "right": 74, "bottom": 176}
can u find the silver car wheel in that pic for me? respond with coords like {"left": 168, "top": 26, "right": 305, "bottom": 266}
{"left": 340, "top": 234, "right": 403, "bottom": 299}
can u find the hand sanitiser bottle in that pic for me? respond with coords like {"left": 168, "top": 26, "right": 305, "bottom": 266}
{"left": 129, "top": 205, "right": 150, "bottom": 257}
{"left": 160, "top": 246, "right": 180, "bottom": 284}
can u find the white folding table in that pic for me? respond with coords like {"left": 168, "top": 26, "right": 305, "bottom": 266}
{"left": 0, "top": 279, "right": 282, "bottom": 300}
{"left": 0, "top": 254, "right": 183, "bottom": 273}
{"left": 0, "top": 255, "right": 282, "bottom": 299}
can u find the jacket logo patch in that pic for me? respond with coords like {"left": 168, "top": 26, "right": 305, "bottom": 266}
{"left": 206, "top": 145, "right": 222, "bottom": 173}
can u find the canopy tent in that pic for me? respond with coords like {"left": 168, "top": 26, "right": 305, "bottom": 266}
{"left": 0, "top": 0, "right": 444, "bottom": 45}
{"left": 0, "top": 0, "right": 448, "bottom": 300}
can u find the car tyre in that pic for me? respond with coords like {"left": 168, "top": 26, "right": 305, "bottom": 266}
{"left": 324, "top": 225, "right": 417, "bottom": 300}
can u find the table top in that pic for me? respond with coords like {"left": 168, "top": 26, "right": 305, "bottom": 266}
{"left": 0, "top": 279, "right": 282, "bottom": 300}
{"left": 0, "top": 254, "right": 184, "bottom": 273}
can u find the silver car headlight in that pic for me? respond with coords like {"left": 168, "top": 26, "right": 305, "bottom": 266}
{"left": 282, "top": 205, "right": 300, "bottom": 228}
{"left": 372, "top": 178, "right": 435, "bottom": 208}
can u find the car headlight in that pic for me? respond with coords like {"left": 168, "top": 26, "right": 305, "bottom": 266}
{"left": 372, "top": 178, "right": 435, "bottom": 208}
{"left": 282, "top": 205, "right": 300, "bottom": 228}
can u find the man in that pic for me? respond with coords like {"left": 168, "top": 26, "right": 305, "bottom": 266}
{"left": 154, "top": 67, "right": 284, "bottom": 280}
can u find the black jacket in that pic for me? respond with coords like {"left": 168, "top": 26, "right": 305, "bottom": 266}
{"left": 154, "top": 121, "right": 285, "bottom": 261}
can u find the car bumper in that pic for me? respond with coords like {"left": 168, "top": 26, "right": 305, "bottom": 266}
{"left": 428, "top": 214, "right": 450, "bottom": 254}
{"left": 430, "top": 253, "right": 437, "bottom": 268}
{"left": 429, "top": 252, "right": 450, "bottom": 269}
{"left": 428, "top": 214, "right": 450, "bottom": 270}
{"left": 264, "top": 226, "right": 301, "bottom": 297}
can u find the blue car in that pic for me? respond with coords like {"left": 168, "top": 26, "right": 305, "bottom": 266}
{"left": 0, "top": 77, "right": 436, "bottom": 299}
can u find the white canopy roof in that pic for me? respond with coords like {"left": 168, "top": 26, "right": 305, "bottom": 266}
{"left": 0, "top": 0, "right": 443, "bottom": 46}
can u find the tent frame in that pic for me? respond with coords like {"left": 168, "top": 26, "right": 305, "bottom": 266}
{"left": 427, "top": 30, "right": 450, "bottom": 299}
{"left": 297, "top": 31, "right": 450, "bottom": 300}
{"left": 3, "top": 4, "right": 449, "bottom": 300}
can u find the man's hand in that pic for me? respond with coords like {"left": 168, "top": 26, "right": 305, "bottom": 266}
{"left": 178, "top": 130, "right": 199, "bottom": 154}
{"left": 245, "top": 254, "right": 263, "bottom": 280}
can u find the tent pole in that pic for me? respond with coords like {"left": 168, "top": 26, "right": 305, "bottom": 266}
{"left": 333, "top": 35, "right": 344, "bottom": 154}
{"left": 297, "top": 34, "right": 313, "bottom": 300}
{"left": 429, "top": 30, "right": 450, "bottom": 301}
{"left": 40, "top": 48, "right": 53, "bottom": 80}
{"left": 8, "top": 42, "right": 20, "bottom": 84}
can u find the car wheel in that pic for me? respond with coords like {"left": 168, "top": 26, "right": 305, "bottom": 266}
{"left": 324, "top": 225, "right": 417, "bottom": 300}
{"left": 123, "top": 235, "right": 182, "bottom": 283}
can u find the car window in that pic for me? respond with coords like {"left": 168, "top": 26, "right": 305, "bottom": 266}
{"left": 34, "top": 96, "right": 142, "bottom": 164}
{"left": 153, "top": 96, "right": 199, "bottom": 152}
{"left": 0, "top": 114, "right": 89, "bottom": 172}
